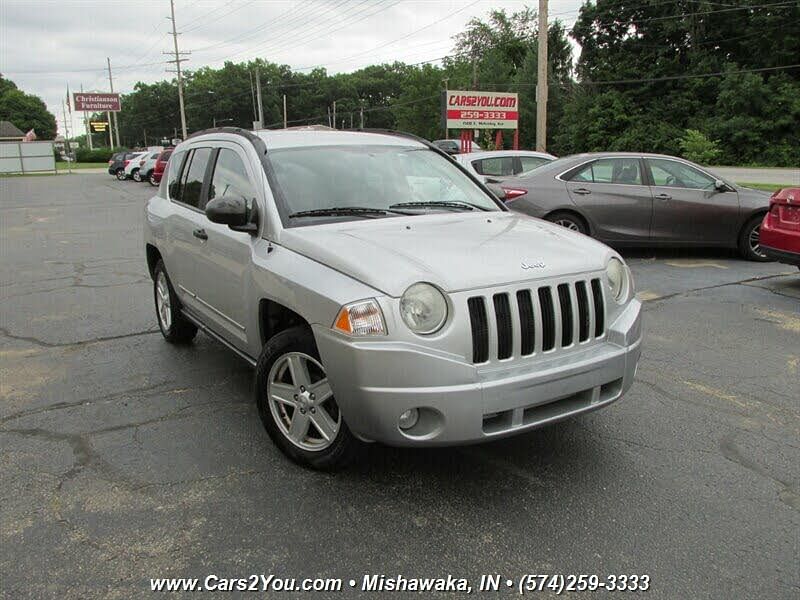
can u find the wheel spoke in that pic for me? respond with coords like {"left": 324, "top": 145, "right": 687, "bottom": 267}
{"left": 287, "top": 354, "right": 312, "bottom": 388}
{"left": 310, "top": 379, "right": 333, "bottom": 403}
{"left": 288, "top": 410, "right": 310, "bottom": 441}
{"left": 270, "top": 383, "right": 296, "bottom": 407}
{"left": 310, "top": 406, "right": 338, "bottom": 441}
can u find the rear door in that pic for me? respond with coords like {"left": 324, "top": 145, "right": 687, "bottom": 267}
{"left": 645, "top": 158, "right": 739, "bottom": 243}
{"left": 163, "top": 146, "right": 214, "bottom": 315}
{"left": 188, "top": 144, "right": 259, "bottom": 347}
{"left": 562, "top": 157, "right": 653, "bottom": 241}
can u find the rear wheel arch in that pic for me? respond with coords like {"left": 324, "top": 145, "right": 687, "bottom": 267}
{"left": 543, "top": 209, "right": 591, "bottom": 235}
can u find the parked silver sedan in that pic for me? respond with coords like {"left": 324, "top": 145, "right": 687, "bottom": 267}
{"left": 500, "top": 153, "right": 772, "bottom": 260}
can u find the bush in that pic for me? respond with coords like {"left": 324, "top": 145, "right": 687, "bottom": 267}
{"left": 677, "top": 129, "right": 721, "bottom": 165}
{"left": 75, "top": 148, "right": 123, "bottom": 162}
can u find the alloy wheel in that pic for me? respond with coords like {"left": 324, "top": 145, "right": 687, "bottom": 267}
{"left": 749, "top": 224, "right": 766, "bottom": 258}
{"left": 155, "top": 271, "right": 172, "bottom": 331}
{"left": 555, "top": 218, "right": 580, "bottom": 231}
{"left": 267, "top": 352, "right": 340, "bottom": 452}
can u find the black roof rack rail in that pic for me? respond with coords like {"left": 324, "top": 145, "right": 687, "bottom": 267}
{"left": 185, "top": 126, "right": 268, "bottom": 154}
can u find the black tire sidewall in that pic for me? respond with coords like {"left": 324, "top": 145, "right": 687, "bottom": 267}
{"left": 254, "top": 326, "right": 359, "bottom": 470}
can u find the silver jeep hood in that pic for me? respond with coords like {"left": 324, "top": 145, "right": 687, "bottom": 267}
{"left": 279, "top": 212, "right": 613, "bottom": 297}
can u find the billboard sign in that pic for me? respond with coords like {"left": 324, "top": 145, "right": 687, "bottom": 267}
{"left": 73, "top": 93, "right": 121, "bottom": 112}
{"left": 445, "top": 90, "right": 518, "bottom": 129}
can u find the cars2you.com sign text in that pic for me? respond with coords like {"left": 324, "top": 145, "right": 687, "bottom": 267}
{"left": 445, "top": 90, "right": 518, "bottom": 129}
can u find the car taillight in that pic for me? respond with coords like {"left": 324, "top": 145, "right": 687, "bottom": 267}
{"left": 124, "top": 160, "right": 130, "bottom": 166}
{"left": 501, "top": 187, "right": 528, "bottom": 201}
{"left": 770, "top": 204, "right": 780, "bottom": 217}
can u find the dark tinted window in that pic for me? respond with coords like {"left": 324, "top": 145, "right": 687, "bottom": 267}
{"left": 473, "top": 156, "right": 514, "bottom": 176}
{"left": 208, "top": 149, "right": 256, "bottom": 208}
{"left": 177, "top": 148, "right": 212, "bottom": 208}
{"left": 569, "top": 158, "right": 642, "bottom": 185}
{"left": 159, "top": 149, "right": 173, "bottom": 162}
{"left": 167, "top": 150, "right": 187, "bottom": 201}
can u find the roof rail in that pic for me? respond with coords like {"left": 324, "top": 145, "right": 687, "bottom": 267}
{"left": 184, "top": 126, "right": 268, "bottom": 155}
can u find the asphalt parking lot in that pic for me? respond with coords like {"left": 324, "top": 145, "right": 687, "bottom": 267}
{"left": 1, "top": 174, "right": 798, "bottom": 599}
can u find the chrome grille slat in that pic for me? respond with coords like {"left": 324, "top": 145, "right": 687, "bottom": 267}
{"left": 467, "top": 276, "right": 606, "bottom": 364}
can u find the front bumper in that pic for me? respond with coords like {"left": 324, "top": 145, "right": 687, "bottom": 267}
{"left": 314, "top": 299, "right": 642, "bottom": 446}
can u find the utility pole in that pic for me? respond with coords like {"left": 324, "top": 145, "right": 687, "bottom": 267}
{"left": 359, "top": 101, "right": 364, "bottom": 129}
{"left": 254, "top": 66, "right": 264, "bottom": 128}
{"left": 332, "top": 101, "right": 336, "bottom": 130}
{"left": 536, "top": 0, "right": 548, "bottom": 152}
{"left": 61, "top": 100, "right": 72, "bottom": 173}
{"left": 283, "top": 94, "right": 287, "bottom": 129}
{"left": 443, "top": 77, "right": 449, "bottom": 139}
{"left": 166, "top": 0, "right": 189, "bottom": 140}
{"left": 250, "top": 71, "right": 257, "bottom": 124}
{"left": 327, "top": 106, "right": 332, "bottom": 128}
{"left": 80, "top": 84, "right": 93, "bottom": 150}
{"left": 106, "top": 57, "right": 119, "bottom": 148}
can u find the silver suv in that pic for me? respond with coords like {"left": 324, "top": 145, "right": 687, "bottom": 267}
{"left": 144, "top": 128, "right": 642, "bottom": 469}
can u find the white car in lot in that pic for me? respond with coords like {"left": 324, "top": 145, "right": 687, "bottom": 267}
{"left": 120, "top": 151, "right": 149, "bottom": 180}
{"left": 134, "top": 151, "right": 162, "bottom": 182}
{"left": 455, "top": 150, "right": 556, "bottom": 182}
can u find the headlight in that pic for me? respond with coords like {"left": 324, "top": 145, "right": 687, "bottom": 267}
{"left": 400, "top": 282, "right": 448, "bottom": 334}
{"left": 333, "top": 299, "right": 386, "bottom": 336}
{"left": 606, "top": 257, "right": 630, "bottom": 304}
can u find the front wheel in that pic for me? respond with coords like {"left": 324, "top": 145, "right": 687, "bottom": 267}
{"left": 116, "top": 169, "right": 127, "bottom": 181}
{"left": 255, "top": 326, "right": 360, "bottom": 470}
{"left": 738, "top": 215, "right": 771, "bottom": 262}
{"left": 545, "top": 211, "right": 589, "bottom": 235}
{"left": 149, "top": 173, "right": 159, "bottom": 186}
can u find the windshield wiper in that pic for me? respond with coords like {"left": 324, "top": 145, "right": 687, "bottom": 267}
{"left": 389, "top": 200, "right": 490, "bottom": 212}
{"left": 288, "top": 206, "right": 409, "bottom": 219}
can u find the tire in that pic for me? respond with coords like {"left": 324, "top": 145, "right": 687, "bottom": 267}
{"left": 545, "top": 211, "right": 589, "bottom": 235}
{"left": 132, "top": 169, "right": 141, "bottom": 182}
{"left": 255, "top": 326, "right": 360, "bottom": 470}
{"left": 116, "top": 169, "right": 127, "bottom": 181}
{"left": 149, "top": 173, "right": 159, "bottom": 186}
{"left": 153, "top": 260, "right": 197, "bottom": 344}
{"left": 738, "top": 214, "right": 771, "bottom": 262}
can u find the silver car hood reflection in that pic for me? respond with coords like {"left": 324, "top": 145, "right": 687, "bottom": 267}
{"left": 279, "top": 212, "right": 613, "bottom": 297}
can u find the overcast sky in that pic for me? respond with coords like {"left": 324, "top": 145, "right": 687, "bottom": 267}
{"left": 1, "top": 0, "right": 584, "bottom": 136}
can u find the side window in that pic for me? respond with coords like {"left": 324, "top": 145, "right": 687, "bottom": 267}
{"left": 568, "top": 158, "right": 642, "bottom": 185}
{"left": 207, "top": 148, "right": 256, "bottom": 209}
{"left": 167, "top": 150, "right": 187, "bottom": 200}
{"left": 647, "top": 159, "right": 715, "bottom": 190}
{"left": 474, "top": 156, "right": 514, "bottom": 176}
{"left": 519, "top": 156, "right": 549, "bottom": 174}
{"left": 178, "top": 148, "right": 212, "bottom": 209}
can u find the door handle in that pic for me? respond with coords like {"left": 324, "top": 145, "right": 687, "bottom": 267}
{"left": 572, "top": 188, "right": 591, "bottom": 195}
{"left": 654, "top": 193, "right": 672, "bottom": 200}
{"left": 192, "top": 228, "right": 208, "bottom": 240}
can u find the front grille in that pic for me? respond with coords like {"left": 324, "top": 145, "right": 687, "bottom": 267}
{"left": 468, "top": 277, "right": 605, "bottom": 363}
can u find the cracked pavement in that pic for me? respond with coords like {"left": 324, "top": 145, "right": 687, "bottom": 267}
{"left": 1, "top": 175, "right": 798, "bottom": 598}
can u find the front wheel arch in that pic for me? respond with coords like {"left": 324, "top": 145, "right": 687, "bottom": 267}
{"left": 543, "top": 209, "right": 591, "bottom": 236}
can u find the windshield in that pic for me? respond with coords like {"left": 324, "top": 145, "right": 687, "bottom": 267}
{"left": 268, "top": 145, "right": 501, "bottom": 223}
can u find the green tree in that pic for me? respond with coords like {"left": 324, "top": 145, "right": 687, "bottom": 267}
{"left": 0, "top": 76, "right": 57, "bottom": 139}
{"left": 677, "top": 129, "right": 721, "bottom": 165}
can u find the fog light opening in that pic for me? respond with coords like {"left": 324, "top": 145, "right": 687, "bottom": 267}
{"left": 398, "top": 408, "right": 419, "bottom": 430}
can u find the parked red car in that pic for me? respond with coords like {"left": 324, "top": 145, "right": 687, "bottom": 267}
{"left": 760, "top": 187, "right": 800, "bottom": 269}
{"left": 150, "top": 147, "right": 174, "bottom": 186}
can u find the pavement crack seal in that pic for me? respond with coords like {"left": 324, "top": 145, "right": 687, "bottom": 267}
{"left": 0, "top": 325, "right": 160, "bottom": 349}
{"left": 719, "top": 433, "right": 800, "bottom": 512}
{"left": 642, "top": 271, "right": 797, "bottom": 304}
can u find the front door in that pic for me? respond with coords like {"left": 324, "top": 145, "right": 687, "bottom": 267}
{"left": 189, "top": 144, "right": 259, "bottom": 348}
{"left": 563, "top": 157, "right": 653, "bottom": 242}
{"left": 645, "top": 158, "right": 740, "bottom": 243}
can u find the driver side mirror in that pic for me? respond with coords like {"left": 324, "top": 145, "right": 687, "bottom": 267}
{"left": 714, "top": 179, "right": 728, "bottom": 192}
{"left": 205, "top": 195, "right": 258, "bottom": 233}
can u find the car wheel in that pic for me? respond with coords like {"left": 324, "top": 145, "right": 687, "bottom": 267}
{"left": 149, "top": 173, "right": 159, "bottom": 186}
{"left": 545, "top": 211, "right": 589, "bottom": 235}
{"left": 153, "top": 260, "right": 197, "bottom": 344}
{"left": 255, "top": 325, "right": 360, "bottom": 470}
{"left": 132, "top": 169, "right": 141, "bottom": 182}
{"left": 738, "top": 215, "right": 771, "bottom": 262}
{"left": 116, "top": 169, "right": 127, "bottom": 180}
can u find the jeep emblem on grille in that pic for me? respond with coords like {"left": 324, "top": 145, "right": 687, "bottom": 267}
{"left": 521, "top": 261, "right": 545, "bottom": 270}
